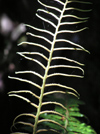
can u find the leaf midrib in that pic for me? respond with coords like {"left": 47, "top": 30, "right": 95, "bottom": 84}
{"left": 33, "top": 1, "right": 68, "bottom": 134}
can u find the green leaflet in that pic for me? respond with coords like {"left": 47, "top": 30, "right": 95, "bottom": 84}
{"left": 40, "top": 96, "right": 96, "bottom": 134}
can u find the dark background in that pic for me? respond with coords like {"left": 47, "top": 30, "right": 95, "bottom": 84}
{"left": 0, "top": 0, "right": 100, "bottom": 133}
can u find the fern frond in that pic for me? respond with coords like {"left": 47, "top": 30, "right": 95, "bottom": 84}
{"left": 45, "top": 83, "right": 79, "bottom": 95}
{"left": 25, "top": 24, "right": 54, "bottom": 36}
{"left": 43, "top": 90, "right": 79, "bottom": 98}
{"left": 36, "top": 129, "right": 61, "bottom": 134}
{"left": 8, "top": 90, "right": 40, "bottom": 99}
{"left": 13, "top": 113, "right": 36, "bottom": 124}
{"left": 37, "top": 9, "right": 59, "bottom": 20}
{"left": 40, "top": 96, "right": 96, "bottom": 134}
{"left": 8, "top": 76, "right": 41, "bottom": 90}
{"left": 42, "top": 101, "right": 67, "bottom": 111}
{"left": 18, "top": 42, "right": 50, "bottom": 52}
{"left": 53, "top": 0, "right": 64, "bottom": 5}
{"left": 52, "top": 56, "right": 85, "bottom": 66}
{"left": 61, "top": 20, "right": 88, "bottom": 25}
{"left": 47, "top": 72, "right": 84, "bottom": 78}
{"left": 55, "top": 38, "right": 88, "bottom": 51}
{"left": 11, "top": 132, "right": 28, "bottom": 134}
{"left": 9, "top": 0, "right": 91, "bottom": 133}
{"left": 9, "top": 94, "right": 38, "bottom": 108}
{"left": 17, "top": 52, "right": 46, "bottom": 69}
{"left": 49, "top": 65, "right": 84, "bottom": 74}
{"left": 68, "top": 0, "right": 92, "bottom": 4}
{"left": 65, "top": 7, "right": 92, "bottom": 12}
{"left": 57, "top": 27, "right": 88, "bottom": 34}
{"left": 12, "top": 121, "right": 34, "bottom": 129}
{"left": 15, "top": 71, "right": 44, "bottom": 79}
{"left": 26, "top": 32, "right": 52, "bottom": 45}
{"left": 62, "top": 14, "right": 89, "bottom": 20}
{"left": 37, "top": 0, "right": 62, "bottom": 12}
{"left": 17, "top": 52, "right": 48, "bottom": 61}
{"left": 54, "top": 47, "right": 84, "bottom": 51}
{"left": 38, "top": 119, "right": 67, "bottom": 131}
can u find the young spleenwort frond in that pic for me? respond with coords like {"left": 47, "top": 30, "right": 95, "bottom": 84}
{"left": 8, "top": 0, "right": 92, "bottom": 134}
{"left": 40, "top": 95, "right": 96, "bottom": 134}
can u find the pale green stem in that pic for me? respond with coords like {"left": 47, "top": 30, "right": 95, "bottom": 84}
{"left": 64, "top": 110, "right": 69, "bottom": 134}
{"left": 33, "top": 1, "right": 68, "bottom": 134}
